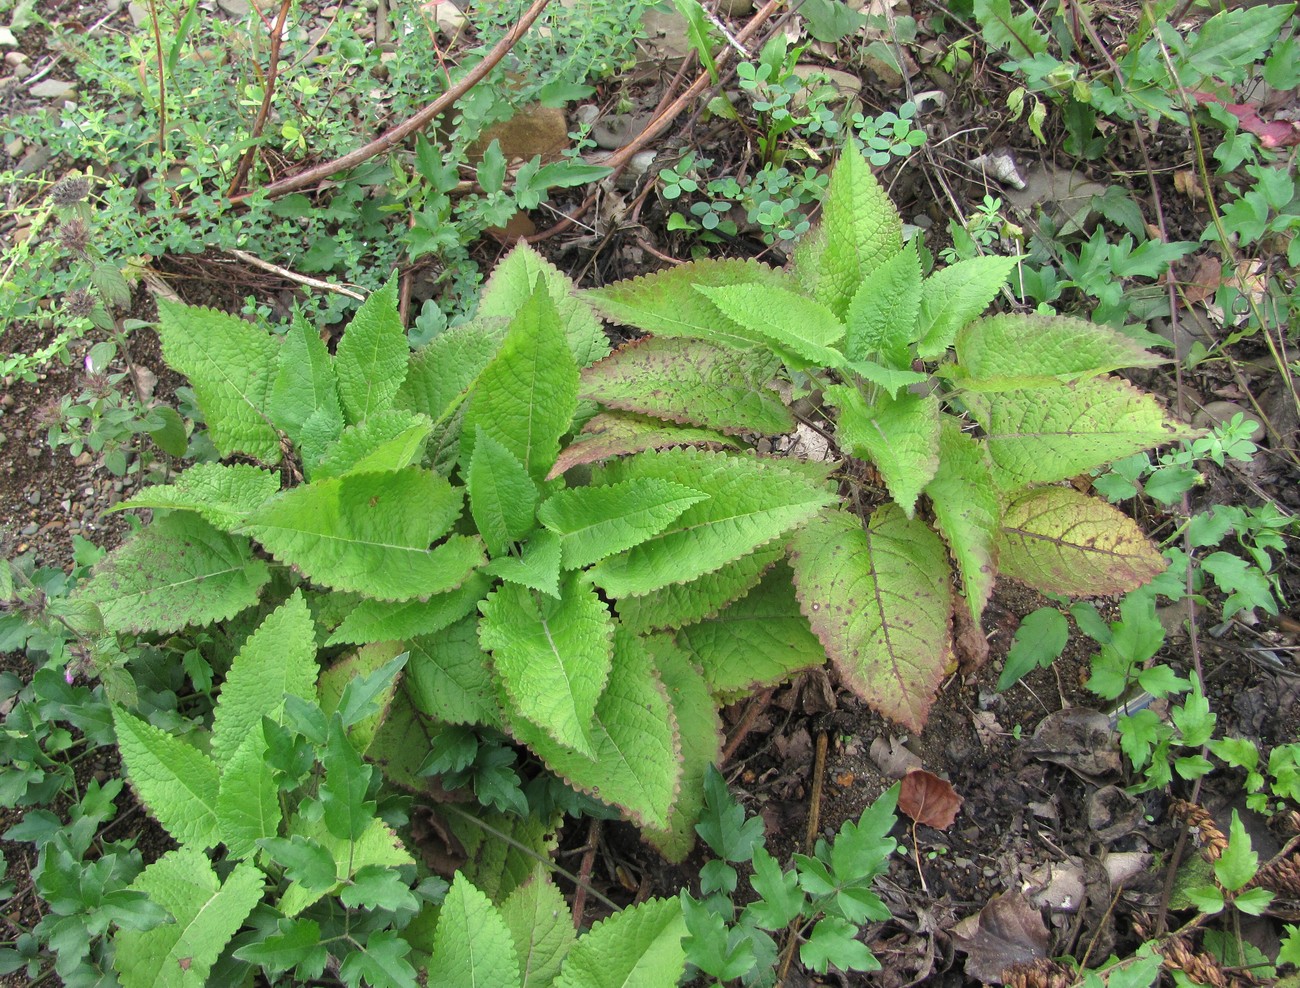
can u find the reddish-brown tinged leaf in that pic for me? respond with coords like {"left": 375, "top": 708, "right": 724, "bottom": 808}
{"left": 898, "top": 769, "right": 963, "bottom": 829}
{"left": 952, "top": 892, "right": 1050, "bottom": 984}
{"left": 547, "top": 413, "right": 737, "bottom": 480}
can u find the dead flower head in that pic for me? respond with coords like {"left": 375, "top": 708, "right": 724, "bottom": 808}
{"left": 57, "top": 218, "right": 90, "bottom": 256}
{"left": 63, "top": 288, "right": 97, "bottom": 319}
{"left": 49, "top": 174, "right": 91, "bottom": 207}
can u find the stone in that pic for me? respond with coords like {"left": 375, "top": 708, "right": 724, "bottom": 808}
{"left": 217, "top": 0, "right": 251, "bottom": 16}
{"left": 470, "top": 104, "right": 569, "bottom": 163}
{"left": 716, "top": 0, "right": 754, "bottom": 13}
{"left": 639, "top": 9, "right": 692, "bottom": 68}
{"left": 1005, "top": 164, "right": 1108, "bottom": 235}
{"left": 26, "top": 491, "right": 39, "bottom": 506}
{"left": 29, "top": 79, "right": 77, "bottom": 100}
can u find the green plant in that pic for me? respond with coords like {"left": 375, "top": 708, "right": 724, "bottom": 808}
{"left": 938, "top": 194, "right": 1019, "bottom": 264}
{"left": 681, "top": 767, "right": 899, "bottom": 984}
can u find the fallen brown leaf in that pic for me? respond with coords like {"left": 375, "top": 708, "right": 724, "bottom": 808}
{"left": 898, "top": 769, "right": 963, "bottom": 829}
{"left": 951, "top": 891, "right": 1050, "bottom": 984}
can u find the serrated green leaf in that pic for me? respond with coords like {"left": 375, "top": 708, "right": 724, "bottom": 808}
{"left": 318, "top": 641, "right": 405, "bottom": 754}
{"left": 311, "top": 410, "right": 433, "bottom": 481}
{"left": 233, "top": 918, "right": 326, "bottom": 979}
{"left": 112, "top": 463, "right": 281, "bottom": 532}
{"left": 326, "top": 571, "right": 490, "bottom": 646}
{"left": 1187, "top": 3, "right": 1296, "bottom": 80}
{"left": 916, "top": 254, "right": 1018, "bottom": 359}
{"left": 321, "top": 715, "right": 375, "bottom": 840}
{"left": 270, "top": 314, "right": 339, "bottom": 437}
{"left": 500, "top": 868, "right": 576, "bottom": 988}
{"left": 334, "top": 277, "right": 408, "bottom": 424}
{"left": 210, "top": 590, "right": 318, "bottom": 767}
{"left": 996, "top": 607, "right": 1068, "bottom": 692}
{"left": 245, "top": 469, "right": 483, "bottom": 600}
{"left": 74, "top": 512, "right": 270, "bottom": 634}
{"left": 538, "top": 478, "right": 709, "bottom": 570}
{"left": 299, "top": 399, "right": 346, "bottom": 469}
{"left": 396, "top": 321, "right": 503, "bottom": 466}
{"left": 554, "top": 896, "right": 686, "bottom": 988}
{"left": 155, "top": 298, "right": 281, "bottom": 462}
{"left": 484, "top": 529, "right": 563, "bottom": 598}
{"left": 842, "top": 359, "right": 929, "bottom": 397}
{"left": 587, "top": 448, "right": 836, "bottom": 597}
{"left": 259, "top": 836, "right": 337, "bottom": 890}
{"left": 467, "top": 428, "right": 539, "bottom": 556}
{"left": 967, "top": 377, "right": 1194, "bottom": 487}
{"left": 278, "top": 814, "right": 413, "bottom": 917}
{"left": 584, "top": 258, "right": 793, "bottom": 350}
{"left": 800, "top": 916, "right": 879, "bottom": 974}
{"left": 616, "top": 546, "right": 782, "bottom": 634}
{"left": 0, "top": 558, "right": 12, "bottom": 603}
{"left": 843, "top": 241, "right": 921, "bottom": 368}
{"left": 745, "top": 847, "right": 806, "bottom": 930}
{"left": 115, "top": 850, "right": 263, "bottom": 988}
{"left": 973, "top": 0, "right": 1049, "bottom": 58}
{"left": 955, "top": 314, "right": 1165, "bottom": 386}
{"left": 479, "top": 574, "right": 613, "bottom": 758}
{"left": 114, "top": 708, "right": 221, "bottom": 848}
{"left": 478, "top": 242, "right": 611, "bottom": 368}
{"left": 828, "top": 385, "right": 939, "bottom": 518}
{"left": 464, "top": 286, "right": 579, "bottom": 482}
{"left": 789, "top": 506, "right": 953, "bottom": 731}
{"left": 1215, "top": 810, "right": 1259, "bottom": 892}
{"left": 924, "top": 418, "right": 999, "bottom": 620}
{"left": 549, "top": 412, "right": 739, "bottom": 480}
{"left": 340, "top": 866, "right": 419, "bottom": 912}
{"left": 695, "top": 284, "right": 846, "bottom": 368}
{"left": 674, "top": 562, "right": 826, "bottom": 693}
{"left": 217, "top": 730, "right": 281, "bottom": 859}
{"left": 794, "top": 142, "right": 902, "bottom": 319}
{"left": 642, "top": 637, "right": 723, "bottom": 863}
{"left": 448, "top": 808, "right": 560, "bottom": 903}
{"left": 507, "top": 628, "right": 680, "bottom": 829}
{"left": 998, "top": 487, "right": 1167, "bottom": 596}
{"left": 339, "top": 930, "right": 419, "bottom": 988}
{"left": 427, "top": 873, "right": 523, "bottom": 988}
{"left": 406, "top": 615, "right": 499, "bottom": 726}
{"left": 579, "top": 335, "right": 792, "bottom": 437}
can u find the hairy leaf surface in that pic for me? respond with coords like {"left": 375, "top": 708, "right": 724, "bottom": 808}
{"left": 155, "top": 298, "right": 280, "bottom": 462}
{"left": 584, "top": 258, "right": 792, "bottom": 349}
{"left": 75, "top": 512, "right": 270, "bottom": 633}
{"left": 967, "top": 377, "right": 1192, "bottom": 486}
{"left": 245, "top": 469, "right": 482, "bottom": 600}
{"left": 210, "top": 590, "right": 318, "bottom": 767}
{"left": 115, "top": 850, "right": 262, "bottom": 988}
{"left": 501, "top": 869, "right": 576, "bottom": 988}
{"left": 549, "top": 412, "right": 738, "bottom": 479}
{"left": 428, "top": 873, "right": 523, "bottom": 988}
{"left": 915, "top": 255, "right": 1018, "bottom": 359}
{"left": 507, "top": 629, "right": 680, "bottom": 829}
{"left": 114, "top": 708, "right": 220, "bottom": 848}
{"left": 395, "top": 322, "right": 502, "bottom": 466}
{"left": 270, "top": 314, "right": 339, "bottom": 438}
{"left": 463, "top": 286, "right": 579, "bottom": 482}
{"left": 674, "top": 563, "right": 827, "bottom": 693}
{"left": 828, "top": 385, "right": 940, "bottom": 518}
{"left": 998, "top": 487, "right": 1166, "bottom": 595}
{"left": 310, "top": 410, "right": 433, "bottom": 481}
{"left": 468, "top": 428, "right": 540, "bottom": 556}
{"left": 616, "top": 546, "right": 782, "bottom": 634}
{"left": 789, "top": 507, "right": 953, "bottom": 731}
{"left": 553, "top": 896, "right": 687, "bottom": 988}
{"left": 537, "top": 478, "right": 709, "bottom": 570}
{"left": 696, "top": 284, "right": 846, "bottom": 367}
{"left": 956, "top": 314, "right": 1165, "bottom": 386}
{"left": 333, "top": 277, "right": 407, "bottom": 424}
{"left": 480, "top": 574, "right": 613, "bottom": 757}
{"left": 326, "top": 571, "right": 490, "bottom": 646}
{"left": 924, "top": 419, "right": 999, "bottom": 620}
{"left": 579, "top": 336, "right": 792, "bottom": 437}
{"left": 406, "top": 614, "right": 499, "bottom": 726}
{"left": 843, "top": 241, "right": 922, "bottom": 367}
{"left": 113, "top": 463, "right": 280, "bottom": 532}
{"left": 587, "top": 448, "right": 835, "bottom": 597}
{"left": 484, "top": 529, "right": 563, "bottom": 598}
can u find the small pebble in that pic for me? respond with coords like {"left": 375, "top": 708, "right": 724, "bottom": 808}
{"left": 27, "top": 491, "right": 40, "bottom": 506}
{"left": 20, "top": 523, "right": 38, "bottom": 536}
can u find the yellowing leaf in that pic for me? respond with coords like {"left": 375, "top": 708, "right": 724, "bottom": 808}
{"left": 997, "top": 487, "right": 1166, "bottom": 596}
{"left": 925, "top": 418, "right": 999, "bottom": 620}
{"left": 956, "top": 313, "right": 1166, "bottom": 386}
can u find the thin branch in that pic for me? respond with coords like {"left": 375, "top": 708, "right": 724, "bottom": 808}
{"left": 223, "top": 248, "right": 366, "bottom": 300}
{"left": 227, "top": 0, "right": 295, "bottom": 197}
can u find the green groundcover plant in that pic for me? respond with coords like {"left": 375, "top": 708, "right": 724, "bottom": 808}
{"left": 46, "top": 142, "right": 1195, "bottom": 983}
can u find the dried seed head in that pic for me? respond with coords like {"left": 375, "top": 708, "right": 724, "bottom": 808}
{"left": 63, "top": 289, "right": 96, "bottom": 318}
{"left": 83, "top": 371, "right": 114, "bottom": 399}
{"left": 57, "top": 218, "right": 90, "bottom": 256}
{"left": 49, "top": 174, "right": 91, "bottom": 207}
{"left": 34, "top": 396, "right": 64, "bottom": 428}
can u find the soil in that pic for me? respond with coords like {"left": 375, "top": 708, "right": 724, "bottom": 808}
{"left": 2, "top": 0, "right": 1299, "bottom": 984}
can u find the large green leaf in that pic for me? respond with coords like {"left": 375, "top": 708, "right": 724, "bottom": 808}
{"left": 74, "top": 512, "right": 270, "bottom": 634}
{"left": 507, "top": 628, "right": 680, "bottom": 829}
{"left": 467, "top": 428, "right": 540, "bottom": 557}
{"left": 368, "top": 688, "right": 449, "bottom": 792}
{"left": 112, "top": 463, "right": 280, "bottom": 532}
{"left": 967, "top": 377, "right": 1194, "bottom": 486}
{"left": 115, "top": 850, "right": 263, "bottom": 988}
{"left": 463, "top": 286, "right": 579, "bottom": 482}
{"left": 406, "top": 614, "right": 500, "bottom": 726}
{"left": 217, "top": 731, "right": 281, "bottom": 859}
{"left": 155, "top": 298, "right": 280, "bottom": 463}
{"left": 479, "top": 574, "right": 613, "bottom": 758}
{"left": 553, "top": 896, "right": 687, "bottom": 988}
{"left": 114, "top": 708, "right": 221, "bottom": 848}
{"left": 477, "top": 242, "right": 611, "bottom": 367}
{"left": 549, "top": 412, "right": 738, "bottom": 480}
{"left": 310, "top": 410, "right": 433, "bottom": 481}
{"left": 427, "top": 873, "right": 523, "bottom": 988}
{"left": 615, "top": 546, "right": 782, "bottom": 634}
{"left": 583, "top": 258, "right": 792, "bottom": 350}
{"left": 579, "top": 336, "right": 792, "bottom": 437}
{"left": 326, "top": 571, "right": 490, "bottom": 646}
{"left": 485, "top": 529, "right": 563, "bottom": 598}
{"left": 537, "top": 478, "right": 709, "bottom": 571}
{"left": 843, "top": 241, "right": 921, "bottom": 368}
{"left": 333, "top": 276, "right": 408, "bottom": 424}
{"left": 789, "top": 507, "right": 953, "bottom": 732}
{"left": 915, "top": 255, "right": 1018, "bottom": 359}
{"left": 211, "top": 590, "right": 318, "bottom": 768}
{"left": 695, "top": 284, "right": 846, "bottom": 368}
{"left": 924, "top": 419, "right": 999, "bottom": 621}
{"left": 587, "top": 448, "right": 836, "bottom": 597}
{"left": 973, "top": 0, "right": 1049, "bottom": 58}
{"left": 997, "top": 487, "right": 1167, "bottom": 596}
{"left": 500, "top": 869, "right": 576, "bottom": 988}
{"left": 955, "top": 314, "right": 1165, "bottom": 387}
{"left": 793, "top": 142, "right": 902, "bottom": 319}
{"left": 244, "top": 469, "right": 483, "bottom": 600}
{"left": 674, "top": 562, "right": 827, "bottom": 693}
{"left": 827, "top": 385, "right": 940, "bottom": 518}
{"left": 270, "top": 314, "right": 339, "bottom": 438}
{"left": 642, "top": 637, "right": 722, "bottom": 863}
